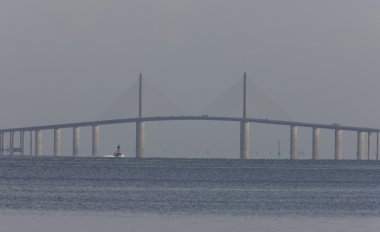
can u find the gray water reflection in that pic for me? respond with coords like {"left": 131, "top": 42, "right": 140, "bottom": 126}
{"left": 0, "top": 157, "right": 379, "bottom": 216}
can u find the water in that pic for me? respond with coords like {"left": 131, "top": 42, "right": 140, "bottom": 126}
{"left": 1, "top": 156, "right": 380, "bottom": 231}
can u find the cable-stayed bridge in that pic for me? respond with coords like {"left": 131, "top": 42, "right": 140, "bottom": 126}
{"left": 0, "top": 73, "right": 379, "bottom": 160}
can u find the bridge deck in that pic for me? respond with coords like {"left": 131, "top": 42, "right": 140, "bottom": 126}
{"left": 0, "top": 116, "right": 379, "bottom": 133}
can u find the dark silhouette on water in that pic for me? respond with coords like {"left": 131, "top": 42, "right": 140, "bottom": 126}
{"left": 114, "top": 145, "right": 122, "bottom": 157}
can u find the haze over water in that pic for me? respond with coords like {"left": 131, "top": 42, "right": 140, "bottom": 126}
{"left": 1, "top": 156, "right": 380, "bottom": 231}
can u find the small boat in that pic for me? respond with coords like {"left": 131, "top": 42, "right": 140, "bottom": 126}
{"left": 104, "top": 145, "right": 125, "bottom": 158}
{"left": 114, "top": 145, "right": 123, "bottom": 157}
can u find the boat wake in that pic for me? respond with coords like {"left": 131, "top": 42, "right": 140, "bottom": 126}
{"left": 103, "top": 154, "right": 126, "bottom": 158}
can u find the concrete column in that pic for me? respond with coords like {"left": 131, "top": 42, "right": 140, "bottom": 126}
{"left": 136, "top": 121, "right": 145, "bottom": 158}
{"left": 357, "top": 131, "right": 365, "bottom": 160}
{"left": 139, "top": 74, "right": 143, "bottom": 118}
{"left": 377, "top": 133, "right": 379, "bottom": 161}
{"left": 240, "top": 121, "right": 250, "bottom": 160}
{"left": 92, "top": 125, "right": 100, "bottom": 156}
{"left": 368, "top": 132, "right": 371, "bottom": 160}
{"left": 20, "top": 131, "right": 24, "bottom": 155}
{"left": 9, "top": 131, "right": 14, "bottom": 155}
{"left": 29, "top": 131, "right": 33, "bottom": 155}
{"left": 290, "top": 125, "right": 298, "bottom": 160}
{"left": 312, "top": 128, "right": 320, "bottom": 160}
{"left": 35, "top": 130, "right": 42, "bottom": 156}
{"left": 335, "top": 129, "right": 343, "bottom": 160}
{"left": 0, "top": 132, "right": 3, "bottom": 155}
{"left": 73, "top": 127, "right": 80, "bottom": 156}
{"left": 54, "top": 128, "right": 61, "bottom": 157}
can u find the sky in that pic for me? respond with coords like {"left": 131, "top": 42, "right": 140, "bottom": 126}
{"left": 1, "top": 0, "right": 380, "bottom": 158}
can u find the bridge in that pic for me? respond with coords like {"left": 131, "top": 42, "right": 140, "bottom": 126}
{"left": 0, "top": 73, "right": 379, "bottom": 160}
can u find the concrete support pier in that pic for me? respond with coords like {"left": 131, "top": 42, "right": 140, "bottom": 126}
{"left": 73, "top": 127, "right": 80, "bottom": 156}
{"left": 357, "top": 131, "right": 365, "bottom": 160}
{"left": 35, "top": 130, "right": 42, "bottom": 156}
{"left": 335, "top": 129, "right": 343, "bottom": 160}
{"left": 136, "top": 121, "right": 145, "bottom": 158}
{"left": 312, "top": 128, "right": 320, "bottom": 160}
{"left": 240, "top": 121, "right": 250, "bottom": 160}
{"left": 54, "top": 128, "right": 61, "bottom": 157}
{"left": 29, "top": 131, "right": 33, "bottom": 155}
{"left": 92, "top": 125, "right": 100, "bottom": 156}
{"left": 368, "top": 132, "right": 372, "bottom": 160}
{"left": 377, "top": 133, "right": 380, "bottom": 161}
{"left": 19, "top": 131, "right": 24, "bottom": 155}
{"left": 0, "top": 132, "right": 3, "bottom": 155}
{"left": 9, "top": 131, "right": 14, "bottom": 155}
{"left": 290, "top": 125, "right": 298, "bottom": 160}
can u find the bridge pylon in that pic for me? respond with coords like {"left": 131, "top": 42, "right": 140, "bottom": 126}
{"left": 240, "top": 72, "right": 250, "bottom": 159}
{"left": 136, "top": 73, "right": 145, "bottom": 158}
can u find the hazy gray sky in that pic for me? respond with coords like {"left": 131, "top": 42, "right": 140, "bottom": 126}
{"left": 1, "top": 0, "right": 380, "bottom": 157}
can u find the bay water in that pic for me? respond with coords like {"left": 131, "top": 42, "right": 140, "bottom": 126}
{"left": 0, "top": 156, "right": 380, "bottom": 231}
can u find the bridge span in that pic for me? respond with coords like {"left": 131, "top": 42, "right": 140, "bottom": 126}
{"left": 0, "top": 115, "right": 379, "bottom": 160}
{"left": 0, "top": 74, "right": 379, "bottom": 160}
{"left": 3, "top": 115, "right": 380, "bottom": 133}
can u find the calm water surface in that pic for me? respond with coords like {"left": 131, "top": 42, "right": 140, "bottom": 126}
{"left": 0, "top": 156, "right": 380, "bottom": 231}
